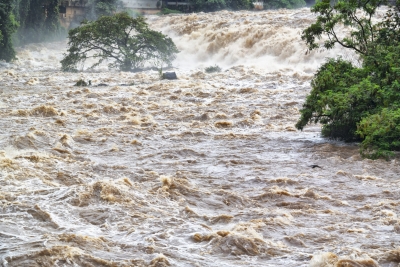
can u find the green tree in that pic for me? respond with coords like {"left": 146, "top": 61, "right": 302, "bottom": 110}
{"left": 0, "top": 0, "right": 18, "bottom": 62}
{"left": 44, "top": 0, "right": 63, "bottom": 38}
{"left": 263, "top": 0, "right": 306, "bottom": 9}
{"left": 357, "top": 108, "right": 400, "bottom": 158}
{"left": 190, "top": 0, "right": 253, "bottom": 11}
{"left": 301, "top": 0, "right": 384, "bottom": 56}
{"left": 226, "top": 0, "right": 253, "bottom": 10}
{"left": 13, "top": 0, "right": 63, "bottom": 45}
{"left": 296, "top": 0, "right": 400, "bottom": 158}
{"left": 295, "top": 58, "right": 378, "bottom": 140}
{"left": 61, "top": 12, "right": 179, "bottom": 72}
{"left": 191, "top": 0, "right": 227, "bottom": 12}
{"left": 86, "top": 0, "right": 123, "bottom": 20}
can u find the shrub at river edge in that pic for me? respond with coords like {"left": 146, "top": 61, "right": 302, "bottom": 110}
{"left": 296, "top": 0, "right": 400, "bottom": 159}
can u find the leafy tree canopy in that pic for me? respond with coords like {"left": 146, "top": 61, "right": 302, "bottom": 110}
{"left": 61, "top": 12, "right": 179, "bottom": 72}
{"left": 296, "top": 0, "right": 400, "bottom": 158}
{"left": 301, "top": 0, "right": 400, "bottom": 55}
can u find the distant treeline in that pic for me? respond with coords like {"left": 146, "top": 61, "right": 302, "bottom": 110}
{"left": 187, "top": 0, "right": 254, "bottom": 12}
{"left": 0, "top": 0, "right": 120, "bottom": 62}
{"left": 165, "top": 0, "right": 312, "bottom": 13}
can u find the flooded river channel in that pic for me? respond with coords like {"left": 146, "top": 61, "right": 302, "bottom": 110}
{"left": 0, "top": 8, "right": 399, "bottom": 267}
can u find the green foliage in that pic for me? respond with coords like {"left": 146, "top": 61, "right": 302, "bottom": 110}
{"left": 13, "top": 0, "right": 64, "bottom": 45}
{"left": 61, "top": 12, "right": 179, "bottom": 72}
{"left": 86, "top": 0, "right": 123, "bottom": 19}
{"left": 158, "top": 8, "right": 182, "bottom": 15}
{"left": 375, "top": 6, "right": 400, "bottom": 47}
{"left": 190, "top": 0, "right": 253, "bottom": 12}
{"left": 124, "top": 8, "right": 143, "bottom": 18}
{"left": 301, "top": 0, "right": 384, "bottom": 55}
{"left": 227, "top": 0, "right": 253, "bottom": 10}
{"left": 297, "top": 0, "right": 400, "bottom": 158}
{"left": 44, "top": 0, "right": 63, "bottom": 39}
{"left": 296, "top": 58, "right": 378, "bottom": 140}
{"left": 191, "top": 0, "right": 227, "bottom": 12}
{"left": 357, "top": 108, "right": 400, "bottom": 159}
{"left": 0, "top": 0, "right": 18, "bottom": 62}
{"left": 263, "top": 0, "right": 306, "bottom": 9}
{"left": 205, "top": 65, "right": 221, "bottom": 73}
{"left": 15, "top": 0, "right": 44, "bottom": 44}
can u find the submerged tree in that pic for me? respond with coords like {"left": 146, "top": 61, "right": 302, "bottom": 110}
{"left": 296, "top": 0, "right": 400, "bottom": 158}
{"left": 61, "top": 12, "right": 179, "bottom": 72}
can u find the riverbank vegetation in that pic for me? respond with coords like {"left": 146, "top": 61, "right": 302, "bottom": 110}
{"left": 190, "top": 0, "right": 254, "bottom": 12}
{"left": 263, "top": 0, "right": 306, "bottom": 9}
{"left": 0, "top": 0, "right": 122, "bottom": 62}
{"left": 0, "top": 0, "right": 19, "bottom": 62}
{"left": 296, "top": 0, "right": 400, "bottom": 158}
{"left": 163, "top": 0, "right": 308, "bottom": 13}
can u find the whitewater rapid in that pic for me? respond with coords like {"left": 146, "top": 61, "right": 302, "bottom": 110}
{"left": 0, "top": 8, "right": 399, "bottom": 267}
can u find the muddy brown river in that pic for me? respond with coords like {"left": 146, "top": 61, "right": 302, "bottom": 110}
{"left": 0, "top": 8, "right": 399, "bottom": 267}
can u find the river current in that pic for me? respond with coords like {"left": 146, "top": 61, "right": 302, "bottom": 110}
{"left": 0, "top": 8, "right": 399, "bottom": 267}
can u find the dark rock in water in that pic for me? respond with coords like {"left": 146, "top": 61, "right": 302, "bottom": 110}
{"left": 309, "top": 165, "right": 322, "bottom": 169}
{"left": 163, "top": 72, "right": 178, "bottom": 80}
{"left": 75, "top": 79, "right": 87, "bottom": 86}
{"left": 197, "top": 113, "right": 209, "bottom": 121}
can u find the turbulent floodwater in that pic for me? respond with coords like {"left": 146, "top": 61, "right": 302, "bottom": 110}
{"left": 1, "top": 8, "right": 400, "bottom": 267}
